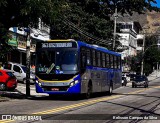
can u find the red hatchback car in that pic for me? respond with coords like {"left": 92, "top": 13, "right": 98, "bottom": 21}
{"left": 0, "top": 69, "right": 17, "bottom": 91}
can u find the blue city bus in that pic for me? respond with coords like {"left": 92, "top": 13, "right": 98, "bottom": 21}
{"left": 35, "top": 39, "right": 122, "bottom": 98}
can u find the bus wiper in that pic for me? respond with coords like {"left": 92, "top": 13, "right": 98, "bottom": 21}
{"left": 46, "top": 63, "right": 55, "bottom": 74}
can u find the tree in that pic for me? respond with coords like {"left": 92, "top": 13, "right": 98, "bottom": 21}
{"left": 50, "top": 0, "right": 160, "bottom": 50}
{"left": 131, "top": 35, "right": 160, "bottom": 75}
{"left": 50, "top": 1, "right": 114, "bottom": 48}
{"left": 0, "top": 0, "right": 160, "bottom": 54}
{"left": 0, "top": 0, "right": 64, "bottom": 60}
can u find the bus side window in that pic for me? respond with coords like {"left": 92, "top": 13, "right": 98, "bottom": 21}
{"left": 106, "top": 54, "right": 110, "bottom": 68}
{"left": 80, "top": 47, "right": 86, "bottom": 69}
{"left": 114, "top": 56, "right": 117, "bottom": 69}
{"left": 116, "top": 56, "right": 119, "bottom": 69}
{"left": 92, "top": 50, "right": 96, "bottom": 66}
{"left": 118, "top": 56, "right": 121, "bottom": 69}
{"left": 102, "top": 52, "right": 105, "bottom": 68}
{"left": 97, "top": 51, "right": 101, "bottom": 67}
{"left": 86, "top": 49, "right": 91, "bottom": 65}
{"left": 110, "top": 55, "right": 113, "bottom": 68}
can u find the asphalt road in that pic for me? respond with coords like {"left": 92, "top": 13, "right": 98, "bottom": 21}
{"left": 1, "top": 79, "right": 160, "bottom": 123}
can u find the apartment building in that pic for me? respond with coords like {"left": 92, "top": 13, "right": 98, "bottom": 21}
{"left": 116, "top": 21, "right": 142, "bottom": 71}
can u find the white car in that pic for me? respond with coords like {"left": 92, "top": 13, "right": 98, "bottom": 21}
{"left": 3, "top": 62, "right": 35, "bottom": 84}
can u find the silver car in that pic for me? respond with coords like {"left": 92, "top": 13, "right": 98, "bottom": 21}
{"left": 3, "top": 62, "right": 35, "bottom": 84}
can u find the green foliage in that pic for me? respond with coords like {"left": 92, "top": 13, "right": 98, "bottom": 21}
{"left": 130, "top": 55, "right": 141, "bottom": 73}
{"left": 50, "top": 1, "right": 114, "bottom": 49}
{"left": 131, "top": 35, "right": 160, "bottom": 75}
{"left": 143, "top": 62, "right": 153, "bottom": 76}
{"left": 0, "top": 0, "right": 61, "bottom": 28}
{"left": 50, "top": 0, "right": 160, "bottom": 49}
{"left": 0, "top": 0, "right": 160, "bottom": 60}
{"left": 0, "top": 0, "right": 62, "bottom": 60}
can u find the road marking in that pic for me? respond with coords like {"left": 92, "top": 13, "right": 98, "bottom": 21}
{"left": 32, "top": 88, "right": 154, "bottom": 114}
{"left": 1, "top": 85, "right": 160, "bottom": 123}
{"left": 32, "top": 95, "right": 121, "bottom": 115}
{"left": 126, "top": 88, "right": 149, "bottom": 94}
{"left": 0, "top": 120, "right": 14, "bottom": 123}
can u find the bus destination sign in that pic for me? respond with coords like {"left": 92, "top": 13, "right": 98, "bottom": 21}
{"left": 42, "top": 42, "right": 73, "bottom": 48}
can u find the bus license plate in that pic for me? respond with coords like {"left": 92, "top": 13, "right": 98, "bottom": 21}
{"left": 51, "top": 88, "right": 59, "bottom": 91}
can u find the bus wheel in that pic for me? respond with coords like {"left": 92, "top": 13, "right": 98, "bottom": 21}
{"left": 86, "top": 83, "right": 92, "bottom": 99}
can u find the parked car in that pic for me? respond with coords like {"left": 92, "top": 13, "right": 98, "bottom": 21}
{"left": 129, "top": 73, "right": 137, "bottom": 81}
{"left": 3, "top": 62, "right": 35, "bottom": 84}
{"left": 122, "top": 76, "right": 127, "bottom": 86}
{"left": 0, "top": 69, "right": 17, "bottom": 91}
{"left": 132, "top": 75, "right": 148, "bottom": 88}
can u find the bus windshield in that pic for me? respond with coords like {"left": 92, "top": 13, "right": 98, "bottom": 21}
{"left": 36, "top": 49, "right": 78, "bottom": 74}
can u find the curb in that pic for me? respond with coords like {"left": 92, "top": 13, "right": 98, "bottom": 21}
{"left": 148, "top": 76, "right": 160, "bottom": 82}
{"left": 0, "top": 97, "right": 10, "bottom": 102}
{"left": 0, "top": 90, "right": 26, "bottom": 101}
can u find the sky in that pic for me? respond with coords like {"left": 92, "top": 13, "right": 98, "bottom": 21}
{"left": 151, "top": 0, "right": 160, "bottom": 8}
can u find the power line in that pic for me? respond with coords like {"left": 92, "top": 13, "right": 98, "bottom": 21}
{"left": 62, "top": 18, "right": 112, "bottom": 46}
{"left": 63, "top": 19, "right": 108, "bottom": 43}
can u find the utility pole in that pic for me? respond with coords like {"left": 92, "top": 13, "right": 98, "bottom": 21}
{"left": 141, "top": 34, "right": 145, "bottom": 75}
{"left": 25, "top": 27, "right": 31, "bottom": 97}
{"left": 113, "top": 5, "right": 118, "bottom": 51}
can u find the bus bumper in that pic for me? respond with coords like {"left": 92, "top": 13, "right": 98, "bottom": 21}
{"left": 35, "top": 82, "right": 81, "bottom": 94}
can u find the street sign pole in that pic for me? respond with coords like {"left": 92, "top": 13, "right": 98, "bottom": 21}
{"left": 25, "top": 28, "right": 31, "bottom": 97}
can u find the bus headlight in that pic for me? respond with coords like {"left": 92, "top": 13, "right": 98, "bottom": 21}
{"left": 70, "top": 82, "right": 74, "bottom": 87}
{"left": 74, "top": 80, "right": 78, "bottom": 84}
{"left": 70, "top": 80, "right": 79, "bottom": 87}
{"left": 36, "top": 80, "right": 42, "bottom": 86}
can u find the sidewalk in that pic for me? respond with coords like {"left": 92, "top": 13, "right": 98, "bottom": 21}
{"left": 0, "top": 84, "right": 48, "bottom": 102}
{"left": 147, "top": 70, "right": 160, "bottom": 81}
{"left": 15, "top": 85, "right": 48, "bottom": 97}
